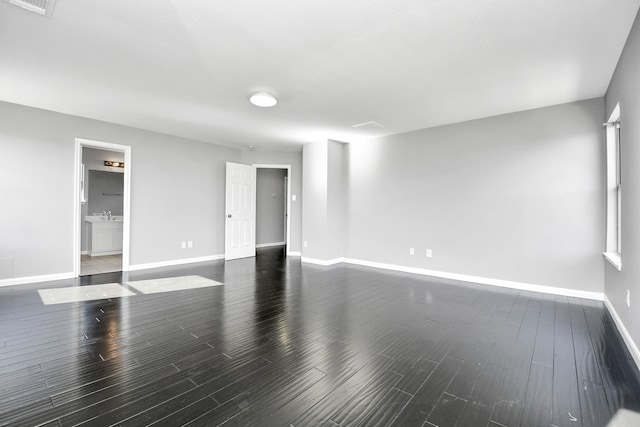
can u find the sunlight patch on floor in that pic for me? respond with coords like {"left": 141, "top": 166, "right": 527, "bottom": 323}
{"left": 125, "top": 275, "right": 223, "bottom": 295}
{"left": 38, "top": 283, "right": 134, "bottom": 305}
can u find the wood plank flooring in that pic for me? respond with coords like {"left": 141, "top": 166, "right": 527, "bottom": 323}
{"left": 1, "top": 247, "right": 639, "bottom": 426}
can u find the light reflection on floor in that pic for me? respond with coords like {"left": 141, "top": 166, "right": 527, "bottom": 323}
{"left": 37, "top": 275, "right": 223, "bottom": 305}
{"left": 126, "top": 275, "right": 223, "bottom": 294}
{"left": 37, "top": 283, "right": 134, "bottom": 305}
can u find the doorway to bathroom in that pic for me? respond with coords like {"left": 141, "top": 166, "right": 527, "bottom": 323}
{"left": 73, "top": 138, "right": 131, "bottom": 277}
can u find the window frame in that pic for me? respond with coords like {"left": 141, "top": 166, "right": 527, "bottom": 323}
{"left": 603, "top": 103, "right": 622, "bottom": 271}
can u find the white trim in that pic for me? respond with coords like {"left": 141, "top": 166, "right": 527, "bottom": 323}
{"left": 342, "top": 258, "right": 603, "bottom": 300}
{"left": 603, "top": 252, "right": 622, "bottom": 271}
{"left": 301, "top": 257, "right": 345, "bottom": 266}
{"left": 128, "top": 255, "right": 224, "bottom": 271}
{"left": 253, "top": 164, "right": 293, "bottom": 256}
{"left": 605, "top": 103, "right": 622, "bottom": 256}
{"left": 256, "top": 242, "right": 286, "bottom": 249}
{"left": 81, "top": 250, "right": 88, "bottom": 255}
{"left": 0, "top": 272, "right": 75, "bottom": 288}
{"left": 74, "top": 138, "right": 131, "bottom": 276}
{"left": 604, "top": 295, "right": 640, "bottom": 372}
{"left": 289, "top": 251, "right": 302, "bottom": 257}
{"left": 300, "top": 257, "right": 604, "bottom": 300}
{"left": 87, "top": 251, "right": 123, "bottom": 257}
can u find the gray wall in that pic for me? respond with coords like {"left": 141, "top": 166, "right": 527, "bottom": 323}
{"left": 83, "top": 147, "right": 125, "bottom": 175}
{"left": 327, "top": 140, "right": 347, "bottom": 259}
{"left": 300, "top": 139, "right": 348, "bottom": 261}
{"left": 605, "top": 10, "right": 640, "bottom": 355}
{"left": 302, "top": 140, "right": 329, "bottom": 259}
{"left": 255, "top": 168, "right": 286, "bottom": 246}
{"left": 343, "top": 99, "right": 605, "bottom": 292}
{"left": 0, "top": 100, "right": 302, "bottom": 280}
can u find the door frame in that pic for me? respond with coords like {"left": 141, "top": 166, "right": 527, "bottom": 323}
{"left": 253, "top": 164, "right": 291, "bottom": 256}
{"left": 73, "top": 138, "right": 132, "bottom": 276}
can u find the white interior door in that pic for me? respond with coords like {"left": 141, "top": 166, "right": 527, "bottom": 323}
{"left": 225, "top": 162, "right": 256, "bottom": 260}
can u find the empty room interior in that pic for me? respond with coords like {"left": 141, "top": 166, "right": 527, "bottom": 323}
{"left": 3, "top": 1, "right": 640, "bottom": 426}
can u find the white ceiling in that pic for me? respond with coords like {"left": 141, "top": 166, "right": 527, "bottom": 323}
{"left": 1, "top": 0, "right": 639, "bottom": 150}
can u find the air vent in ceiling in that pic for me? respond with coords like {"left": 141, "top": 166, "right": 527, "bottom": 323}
{"left": 7, "top": 0, "right": 57, "bottom": 17}
{"left": 352, "top": 121, "right": 385, "bottom": 131}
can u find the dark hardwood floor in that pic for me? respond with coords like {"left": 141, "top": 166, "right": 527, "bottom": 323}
{"left": 1, "top": 247, "right": 639, "bottom": 426}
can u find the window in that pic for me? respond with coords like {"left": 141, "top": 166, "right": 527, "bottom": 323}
{"left": 604, "top": 103, "right": 622, "bottom": 270}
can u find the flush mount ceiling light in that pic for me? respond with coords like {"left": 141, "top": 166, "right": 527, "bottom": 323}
{"left": 249, "top": 92, "right": 277, "bottom": 108}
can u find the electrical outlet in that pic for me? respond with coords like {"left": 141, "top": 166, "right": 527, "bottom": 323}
{"left": 303, "top": 241, "right": 308, "bottom": 248}
{"left": 409, "top": 248, "right": 415, "bottom": 256}
{"left": 627, "top": 289, "right": 631, "bottom": 308}
{"left": 188, "top": 241, "right": 193, "bottom": 248}
{"left": 292, "top": 195, "right": 297, "bottom": 201}
{"left": 426, "top": 249, "right": 432, "bottom": 258}
{"left": 181, "top": 242, "right": 186, "bottom": 249}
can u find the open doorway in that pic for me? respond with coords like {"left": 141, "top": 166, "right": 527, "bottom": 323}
{"left": 223, "top": 163, "right": 291, "bottom": 260}
{"left": 254, "top": 164, "right": 291, "bottom": 254}
{"left": 73, "top": 139, "right": 131, "bottom": 277}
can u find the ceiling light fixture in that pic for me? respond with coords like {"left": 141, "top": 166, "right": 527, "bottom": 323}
{"left": 249, "top": 92, "right": 277, "bottom": 108}
{"left": 104, "top": 160, "right": 124, "bottom": 168}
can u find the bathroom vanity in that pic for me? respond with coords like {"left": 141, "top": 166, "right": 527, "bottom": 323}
{"left": 85, "top": 216, "right": 123, "bottom": 256}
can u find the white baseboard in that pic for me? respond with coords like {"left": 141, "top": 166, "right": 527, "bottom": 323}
{"left": 300, "top": 256, "right": 603, "bottom": 301}
{"left": 288, "top": 251, "right": 302, "bottom": 257}
{"left": 87, "top": 251, "right": 123, "bottom": 257}
{"left": 604, "top": 295, "right": 640, "bottom": 372}
{"left": 256, "top": 242, "right": 285, "bottom": 249}
{"left": 301, "top": 257, "right": 345, "bottom": 266}
{"left": 0, "top": 272, "right": 76, "bottom": 288}
{"left": 81, "top": 250, "right": 88, "bottom": 255}
{"left": 128, "top": 254, "right": 224, "bottom": 271}
{"left": 343, "top": 258, "right": 603, "bottom": 300}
